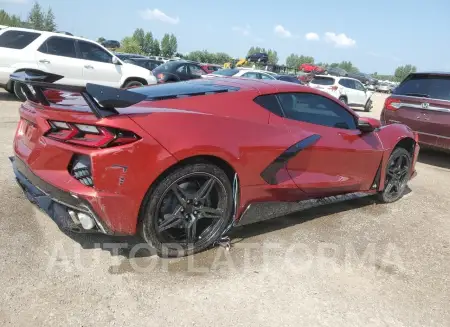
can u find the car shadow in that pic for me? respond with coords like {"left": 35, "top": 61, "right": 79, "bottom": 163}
{"left": 418, "top": 148, "right": 450, "bottom": 170}
{"left": 0, "top": 92, "right": 19, "bottom": 102}
{"left": 60, "top": 193, "right": 391, "bottom": 259}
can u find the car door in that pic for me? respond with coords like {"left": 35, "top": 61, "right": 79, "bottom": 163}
{"left": 35, "top": 36, "right": 84, "bottom": 86}
{"left": 273, "top": 92, "right": 383, "bottom": 196}
{"left": 77, "top": 40, "right": 122, "bottom": 87}
{"left": 353, "top": 79, "right": 369, "bottom": 105}
{"left": 188, "top": 64, "right": 206, "bottom": 79}
{"left": 339, "top": 78, "right": 358, "bottom": 104}
{"left": 174, "top": 64, "right": 190, "bottom": 81}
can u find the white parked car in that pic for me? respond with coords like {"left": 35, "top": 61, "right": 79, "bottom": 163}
{"left": 0, "top": 27, "right": 157, "bottom": 100}
{"left": 309, "top": 75, "right": 374, "bottom": 112}
{"left": 204, "top": 68, "right": 278, "bottom": 80}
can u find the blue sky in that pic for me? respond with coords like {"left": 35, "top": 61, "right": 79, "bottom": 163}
{"left": 2, "top": 0, "right": 450, "bottom": 74}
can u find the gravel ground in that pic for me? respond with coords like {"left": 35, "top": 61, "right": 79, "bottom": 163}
{"left": 0, "top": 90, "right": 449, "bottom": 327}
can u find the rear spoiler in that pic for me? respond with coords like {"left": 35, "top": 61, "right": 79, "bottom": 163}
{"left": 9, "top": 70, "right": 147, "bottom": 118}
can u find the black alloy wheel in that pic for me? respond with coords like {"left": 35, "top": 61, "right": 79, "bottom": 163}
{"left": 142, "top": 163, "right": 233, "bottom": 257}
{"left": 378, "top": 148, "right": 411, "bottom": 203}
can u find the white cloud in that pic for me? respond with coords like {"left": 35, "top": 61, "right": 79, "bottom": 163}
{"left": 0, "top": 0, "right": 27, "bottom": 3}
{"left": 305, "top": 32, "right": 319, "bottom": 41}
{"left": 274, "top": 25, "right": 292, "bottom": 38}
{"left": 324, "top": 32, "right": 356, "bottom": 47}
{"left": 232, "top": 25, "right": 251, "bottom": 36}
{"left": 139, "top": 9, "right": 180, "bottom": 24}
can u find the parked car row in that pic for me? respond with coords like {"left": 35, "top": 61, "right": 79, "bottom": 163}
{"left": 0, "top": 27, "right": 157, "bottom": 100}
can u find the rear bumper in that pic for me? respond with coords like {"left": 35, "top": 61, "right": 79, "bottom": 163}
{"left": 11, "top": 156, "right": 112, "bottom": 235}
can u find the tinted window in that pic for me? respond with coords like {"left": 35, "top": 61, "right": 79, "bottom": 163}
{"left": 338, "top": 79, "right": 349, "bottom": 87}
{"left": 242, "top": 72, "right": 260, "bottom": 79}
{"left": 311, "top": 77, "right": 335, "bottom": 85}
{"left": 78, "top": 41, "right": 112, "bottom": 63}
{"left": 341, "top": 79, "right": 356, "bottom": 89}
{"left": 0, "top": 30, "right": 40, "bottom": 49}
{"left": 277, "top": 76, "right": 301, "bottom": 84}
{"left": 394, "top": 74, "right": 450, "bottom": 101}
{"left": 212, "top": 69, "right": 240, "bottom": 76}
{"left": 354, "top": 80, "right": 366, "bottom": 91}
{"left": 261, "top": 73, "right": 274, "bottom": 80}
{"left": 39, "top": 37, "right": 77, "bottom": 58}
{"left": 153, "top": 61, "right": 181, "bottom": 74}
{"left": 254, "top": 95, "right": 283, "bottom": 116}
{"left": 176, "top": 64, "right": 188, "bottom": 74}
{"left": 277, "top": 93, "right": 356, "bottom": 129}
{"left": 189, "top": 64, "right": 206, "bottom": 76}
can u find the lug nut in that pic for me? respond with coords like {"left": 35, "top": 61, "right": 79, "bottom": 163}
{"left": 193, "top": 210, "right": 198, "bottom": 215}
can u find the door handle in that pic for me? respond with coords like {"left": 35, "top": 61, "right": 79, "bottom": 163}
{"left": 84, "top": 65, "right": 94, "bottom": 69}
{"left": 39, "top": 59, "right": 50, "bottom": 64}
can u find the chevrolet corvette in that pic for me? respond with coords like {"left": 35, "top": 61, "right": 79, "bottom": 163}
{"left": 10, "top": 70, "right": 419, "bottom": 257}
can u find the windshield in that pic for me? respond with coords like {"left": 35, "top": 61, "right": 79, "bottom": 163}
{"left": 212, "top": 69, "right": 240, "bottom": 76}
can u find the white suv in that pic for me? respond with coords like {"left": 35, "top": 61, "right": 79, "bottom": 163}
{"left": 309, "top": 75, "right": 374, "bottom": 112}
{"left": 0, "top": 27, "right": 157, "bottom": 100}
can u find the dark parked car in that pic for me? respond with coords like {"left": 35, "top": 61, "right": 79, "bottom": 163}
{"left": 114, "top": 52, "right": 147, "bottom": 61}
{"left": 327, "top": 67, "right": 348, "bottom": 77}
{"left": 347, "top": 72, "right": 375, "bottom": 85}
{"left": 382, "top": 72, "right": 450, "bottom": 152}
{"left": 102, "top": 40, "right": 120, "bottom": 49}
{"left": 152, "top": 60, "right": 207, "bottom": 83}
{"left": 246, "top": 52, "right": 268, "bottom": 63}
{"left": 124, "top": 57, "right": 163, "bottom": 71}
{"left": 275, "top": 74, "right": 302, "bottom": 84}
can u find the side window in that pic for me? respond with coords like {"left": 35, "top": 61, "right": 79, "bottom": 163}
{"left": 338, "top": 79, "right": 348, "bottom": 88}
{"left": 354, "top": 81, "right": 366, "bottom": 91}
{"left": 189, "top": 64, "right": 206, "bottom": 76}
{"left": 38, "top": 37, "right": 77, "bottom": 58}
{"left": 0, "top": 30, "right": 41, "bottom": 49}
{"left": 253, "top": 94, "right": 284, "bottom": 117}
{"left": 78, "top": 41, "right": 112, "bottom": 63}
{"left": 277, "top": 93, "right": 357, "bottom": 130}
{"left": 345, "top": 79, "right": 356, "bottom": 89}
{"left": 261, "top": 74, "right": 274, "bottom": 80}
{"left": 176, "top": 64, "right": 188, "bottom": 74}
{"left": 242, "top": 72, "right": 260, "bottom": 79}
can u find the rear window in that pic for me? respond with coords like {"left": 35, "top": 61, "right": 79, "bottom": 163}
{"left": 394, "top": 74, "right": 450, "bottom": 101}
{"left": 311, "top": 76, "right": 335, "bottom": 85}
{"left": 212, "top": 69, "right": 240, "bottom": 76}
{"left": 0, "top": 30, "right": 40, "bottom": 49}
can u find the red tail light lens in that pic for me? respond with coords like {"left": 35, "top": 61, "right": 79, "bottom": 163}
{"left": 157, "top": 73, "right": 165, "bottom": 81}
{"left": 329, "top": 85, "right": 338, "bottom": 91}
{"left": 384, "top": 97, "right": 402, "bottom": 111}
{"left": 46, "top": 121, "right": 140, "bottom": 148}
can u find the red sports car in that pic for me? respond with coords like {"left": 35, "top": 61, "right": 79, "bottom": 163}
{"left": 10, "top": 70, "right": 419, "bottom": 257}
{"left": 300, "top": 63, "right": 327, "bottom": 74}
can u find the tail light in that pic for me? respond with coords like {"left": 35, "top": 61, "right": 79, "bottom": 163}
{"left": 69, "top": 154, "right": 93, "bottom": 187}
{"left": 329, "top": 86, "right": 338, "bottom": 91}
{"left": 384, "top": 97, "right": 402, "bottom": 111}
{"left": 157, "top": 73, "right": 165, "bottom": 82}
{"left": 46, "top": 121, "right": 140, "bottom": 148}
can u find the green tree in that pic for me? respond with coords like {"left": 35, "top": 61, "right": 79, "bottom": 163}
{"left": 160, "top": 33, "right": 171, "bottom": 57}
{"left": 285, "top": 54, "right": 314, "bottom": 68}
{"left": 168, "top": 34, "right": 178, "bottom": 57}
{"left": 151, "top": 39, "right": 160, "bottom": 56}
{"left": 43, "top": 8, "right": 56, "bottom": 31}
{"left": 267, "top": 49, "right": 278, "bottom": 64}
{"left": 132, "top": 28, "right": 145, "bottom": 49}
{"left": 117, "top": 37, "right": 142, "bottom": 54}
{"left": 97, "top": 37, "right": 106, "bottom": 44}
{"left": 142, "top": 32, "right": 153, "bottom": 54}
{"left": 27, "top": 2, "right": 45, "bottom": 30}
{"left": 394, "top": 64, "right": 417, "bottom": 82}
{"left": 337, "top": 61, "right": 359, "bottom": 73}
{"left": 0, "top": 10, "right": 23, "bottom": 27}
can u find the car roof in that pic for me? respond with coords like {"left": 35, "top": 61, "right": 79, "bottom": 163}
{"left": 313, "top": 75, "right": 362, "bottom": 83}
{"left": 1, "top": 26, "right": 99, "bottom": 44}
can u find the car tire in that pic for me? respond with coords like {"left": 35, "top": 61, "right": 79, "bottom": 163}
{"left": 13, "top": 82, "right": 27, "bottom": 101}
{"left": 339, "top": 96, "right": 348, "bottom": 105}
{"left": 141, "top": 162, "right": 233, "bottom": 257}
{"left": 377, "top": 147, "right": 412, "bottom": 203}
{"left": 364, "top": 99, "right": 373, "bottom": 112}
{"left": 123, "top": 80, "right": 144, "bottom": 89}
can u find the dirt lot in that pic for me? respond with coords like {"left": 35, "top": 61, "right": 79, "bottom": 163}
{"left": 0, "top": 91, "right": 449, "bottom": 327}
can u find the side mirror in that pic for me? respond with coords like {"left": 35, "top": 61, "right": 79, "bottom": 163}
{"left": 357, "top": 117, "right": 381, "bottom": 133}
{"left": 112, "top": 57, "right": 122, "bottom": 65}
